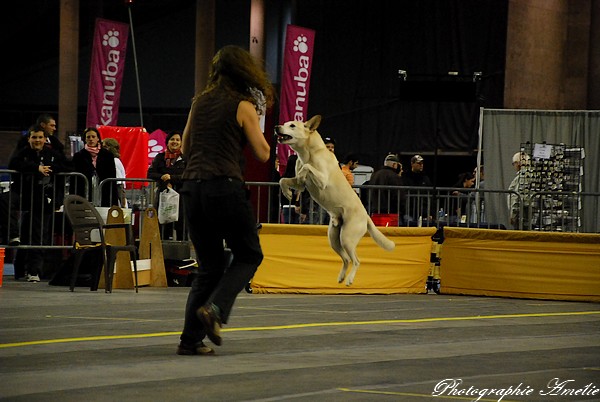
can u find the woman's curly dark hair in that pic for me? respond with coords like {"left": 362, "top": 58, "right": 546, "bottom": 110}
{"left": 197, "top": 45, "right": 275, "bottom": 113}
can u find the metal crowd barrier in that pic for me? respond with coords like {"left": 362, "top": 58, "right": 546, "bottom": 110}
{"left": 244, "top": 181, "right": 600, "bottom": 234}
{"left": 99, "top": 177, "right": 189, "bottom": 242}
{"left": 0, "top": 171, "right": 183, "bottom": 248}
{"left": 0, "top": 170, "right": 89, "bottom": 249}
{"left": 246, "top": 181, "right": 518, "bottom": 229}
{"left": 2, "top": 176, "right": 599, "bottom": 249}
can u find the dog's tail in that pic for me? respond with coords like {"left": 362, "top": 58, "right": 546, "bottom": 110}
{"left": 366, "top": 217, "right": 396, "bottom": 251}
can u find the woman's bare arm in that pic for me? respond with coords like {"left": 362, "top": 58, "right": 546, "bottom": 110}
{"left": 237, "top": 100, "right": 270, "bottom": 162}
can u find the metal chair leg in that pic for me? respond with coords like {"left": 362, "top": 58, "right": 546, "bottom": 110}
{"left": 130, "top": 250, "right": 139, "bottom": 293}
{"left": 70, "top": 251, "right": 84, "bottom": 292}
{"left": 105, "top": 250, "right": 116, "bottom": 293}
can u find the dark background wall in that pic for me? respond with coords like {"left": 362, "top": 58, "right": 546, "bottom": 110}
{"left": 2, "top": 0, "right": 595, "bottom": 187}
{"left": 292, "top": 0, "right": 508, "bottom": 186}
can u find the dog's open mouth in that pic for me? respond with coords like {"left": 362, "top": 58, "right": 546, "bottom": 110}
{"left": 276, "top": 134, "right": 293, "bottom": 143}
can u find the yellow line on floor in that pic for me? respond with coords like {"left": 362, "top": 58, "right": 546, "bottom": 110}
{"left": 225, "top": 310, "right": 600, "bottom": 332}
{"left": 45, "top": 315, "right": 165, "bottom": 322}
{"left": 0, "top": 332, "right": 178, "bottom": 348}
{"left": 1, "top": 310, "right": 598, "bottom": 349}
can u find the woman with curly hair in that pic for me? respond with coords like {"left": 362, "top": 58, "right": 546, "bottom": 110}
{"left": 176, "top": 45, "right": 274, "bottom": 355}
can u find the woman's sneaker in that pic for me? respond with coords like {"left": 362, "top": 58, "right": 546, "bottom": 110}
{"left": 26, "top": 274, "right": 40, "bottom": 282}
{"left": 197, "top": 304, "right": 222, "bottom": 346}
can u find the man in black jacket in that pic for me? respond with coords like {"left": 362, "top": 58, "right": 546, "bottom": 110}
{"left": 402, "top": 154, "right": 432, "bottom": 187}
{"left": 402, "top": 154, "right": 434, "bottom": 225}
{"left": 11, "top": 114, "right": 64, "bottom": 156}
{"left": 364, "top": 153, "right": 405, "bottom": 224}
{"left": 9, "top": 125, "right": 71, "bottom": 282}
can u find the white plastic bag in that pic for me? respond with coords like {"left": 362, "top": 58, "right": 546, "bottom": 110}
{"left": 158, "top": 188, "right": 180, "bottom": 224}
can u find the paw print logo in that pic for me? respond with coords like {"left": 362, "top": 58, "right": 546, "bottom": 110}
{"left": 102, "top": 30, "right": 120, "bottom": 48}
{"left": 148, "top": 139, "right": 165, "bottom": 159}
{"left": 293, "top": 35, "right": 309, "bottom": 54}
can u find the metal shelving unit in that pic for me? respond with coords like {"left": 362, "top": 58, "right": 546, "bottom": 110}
{"left": 518, "top": 142, "right": 584, "bottom": 232}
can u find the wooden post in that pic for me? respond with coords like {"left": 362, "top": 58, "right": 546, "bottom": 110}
{"left": 139, "top": 207, "right": 168, "bottom": 287}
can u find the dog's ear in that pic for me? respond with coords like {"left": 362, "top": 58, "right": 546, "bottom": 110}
{"left": 305, "top": 115, "right": 322, "bottom": 132}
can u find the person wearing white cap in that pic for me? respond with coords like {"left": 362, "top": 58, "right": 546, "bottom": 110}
{"left": 507, "top": 151, "right": 531, "bottom": 229}
{"left": 323, "top": 137, "right": 336, "bottom": 154}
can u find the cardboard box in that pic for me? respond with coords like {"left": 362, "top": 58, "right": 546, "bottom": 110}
{"left": 130, "top": 259, "right": 151, "bottom": 286}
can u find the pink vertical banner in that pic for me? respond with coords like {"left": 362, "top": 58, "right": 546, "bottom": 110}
{"left": 277, "top": 24, "right": 316, "bottom": 175}
{"left": 86, "top": 18, "right": 129, "bottom": 128}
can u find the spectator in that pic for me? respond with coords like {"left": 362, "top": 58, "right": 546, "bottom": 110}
{"left": 402, "top": 154, "right": 433, "bottom": 225}
{"left": 102, "top": 138, "right": 128, "bottom": 208}
{"left": 402, "top": 154, "right": 432, "bottom": 187}
{"left": 10, "top": 115, "right": 67, "bottom": 211}
{"left": 38, "top": 114, "right": 66, "bottom": 211}
{"left": 451, "top": 171, "right": 475, "bottom": 223}
{"left": 12, "top": 114, "right": 63, "bottom": 156}
{"left": 178, "top": 45, "right": 274, "bottom": 354}
{"left": 280, "top": 154, "right": 301, "bottom": 224}
{"left": 283, "top": 153, "right": 327, "bottom": 225}
{"left": 366, "top": 153, "right": 405, "bottom": 223}
{"left": 281, "top": 153, "right": 314, "bottom": 224}
{"left": 340, "top": 153, "right": 359, "bottom": 187}
{"left": 8, "top": 125, "right": 71, "bottom": 282}
{"left": 472, "top": 164, "right": 485, "bottom": 223}
{"left": 507, "top": 151, "right": 531, "bottom": 230}
{"left": 269, "top": 156, "right": 282, "bottom": 223}
{"left": 147, "top": 131, "right": 186, "bottom": 240}
{"left": 72, "top": 127, "right": 119, "bottom": 207}
{"left": 36, "top": 113, "right": 64, "bottom": 152}
{"left": 323, "top": 137, "right": 335, "bottom": 154}
{"left": 473, "top": 164, "right": 485, "bottom": 189}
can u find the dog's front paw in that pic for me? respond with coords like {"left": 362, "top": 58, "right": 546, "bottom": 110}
{"left": 281, "top": 186, "right": 292, "bottom": 200}
{"left": 297, "top": 164, "right": 310, "bottom": 180}
{"left": 279, "top": 179, "right": 293, "bottom": 200}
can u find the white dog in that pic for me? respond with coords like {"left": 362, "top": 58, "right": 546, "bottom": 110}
{"left": 276, "top": 115, "right": 395, "bottom": 286}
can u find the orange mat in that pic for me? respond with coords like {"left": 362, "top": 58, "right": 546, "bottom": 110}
{"left": 251, "top": 224, "right": 436, "bottom": 294}
{"left": 440, "top": 227, "right": 600, "bottom": 302}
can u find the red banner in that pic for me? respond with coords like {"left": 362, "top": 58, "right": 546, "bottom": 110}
{"left": 86, "top": 19, "right": 129, "bottom": 128}
{"left": 97, "top": 126, "right": 148, "bottom": 189}
{"left": 277, "top": 24, "right": 316, "bottom": 175}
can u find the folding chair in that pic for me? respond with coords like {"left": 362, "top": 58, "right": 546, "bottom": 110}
{"left": 63, "top": 194, "right": 139, "bottom": 293}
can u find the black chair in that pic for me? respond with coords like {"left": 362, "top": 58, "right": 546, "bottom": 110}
{"left": 63, "top": 194, "right": 139, "bottom": 293}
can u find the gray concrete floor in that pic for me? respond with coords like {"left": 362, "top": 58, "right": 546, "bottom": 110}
{"left": 1, "top": 275, "right": 599, "bottom": 402}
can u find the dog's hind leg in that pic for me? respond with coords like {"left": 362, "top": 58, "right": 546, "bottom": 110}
{"left": 340, "top": 224, "right": 364, "bottom": 286}
{"left": 328, "top": 220, "right": 351, "bottom": 283}
{"left": 344, "top": 253, "right": 360, "bottom": 286}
